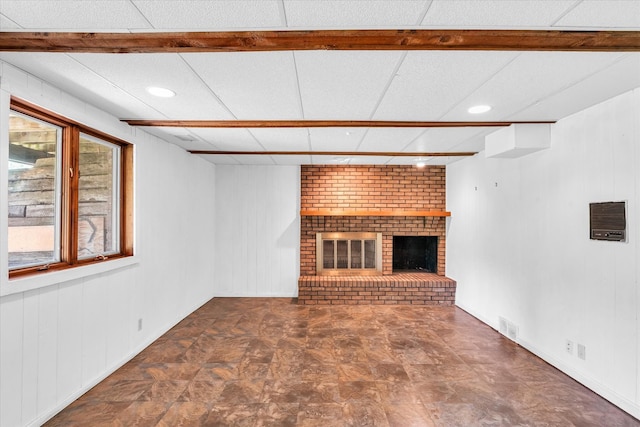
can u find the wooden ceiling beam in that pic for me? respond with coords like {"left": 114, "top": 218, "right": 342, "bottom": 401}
{"left": 124, "top": 119, "right": 554, "bottom": 128}
{"left": 188, "top": 151, "right": 476, "bottom": 157}
{"left": 1, "top": 30, "right": 639, "bottom": 53}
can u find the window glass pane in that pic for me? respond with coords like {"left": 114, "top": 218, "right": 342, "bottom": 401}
{"left": 350, "top": 240, "right": 362, "bottom": 269}
{"left": 364, "top": 240, "right": 376, "bottom": 268}
{"left": 78, "top": 134, "right": 120, "bottom": 259}
{"left": 336, "top": 240, "right": 348, "bottom": 269}
{"left": 8, "top": 113, "right": 61, "bottom": 270}
{"left": 323, "top": 240, "right": 335, "bottom": 269}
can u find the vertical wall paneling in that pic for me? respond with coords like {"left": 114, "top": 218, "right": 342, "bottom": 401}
{"left": 0, "top": 62, "right": 218, "bottom": 426}
{"left": 21, "top": 289, "right": 40, "bottom": 424}
{"left": 214, "top": 165, "right": 300, "bottom": 297}
{"left": 80, "top": 277, "right": 108, "bottom": 387}
{"left": 55, "top": 280, "right": 83, "bottom": 405}
{"left": 275, "top": 166, "right": 300, "bottom": 295}
{"left": 105, "top": 271, "right": 131, "bottom": 368}
{"left": 0, "top": 293, "right": 23, "bottom": 427}
{"left": 36, "top": 286, "right": 59, "bottom": 415}
{"left": 447, "top": 88, "right": 640, "bottom": 419}
{"left": 214, "top": 167, "right": 234, "bottom": 295}
{"left": 256, "top": 167, "right": 269, "bottom": 294}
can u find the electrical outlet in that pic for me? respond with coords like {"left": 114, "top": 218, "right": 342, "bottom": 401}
{"left": 138, "top": 318, "right": 143, "bottom": 331}
{"left": 566, "top": 339, "right": 574, "bottom": 354}
{"left": 577, "top": 344, "right": 586, "bottom": 360}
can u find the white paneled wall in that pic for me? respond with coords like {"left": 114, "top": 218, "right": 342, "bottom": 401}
{"left": 447, "top": 88, "right": 640, "bottom": 419}
{"left": 0, "top": 62, "right": 217, "bottom": 427}
{"left": 214, "top": 165, "right": 300, "bottom": 297}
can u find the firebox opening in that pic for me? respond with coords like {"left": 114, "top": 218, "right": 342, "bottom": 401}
{"left": 392, "top": 236, "right": 437, "bottom": 273}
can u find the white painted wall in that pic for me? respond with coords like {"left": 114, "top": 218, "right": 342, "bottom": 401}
{"left": 214, "top": 165, "right": 299, "bottom": 297}
{"left": 0, "top": 62, "right": 217, "bottom": 426}
{"left": 447, "top": 88, "right": 640, "bottom": 419}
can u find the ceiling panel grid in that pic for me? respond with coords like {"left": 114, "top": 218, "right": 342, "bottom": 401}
{"left": 0, "top": 0, "right": 639, "bottom": 165}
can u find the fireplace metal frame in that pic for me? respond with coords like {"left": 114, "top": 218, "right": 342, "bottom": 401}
{"left": 316, "top": 232, "right": 383, "bottom": 276}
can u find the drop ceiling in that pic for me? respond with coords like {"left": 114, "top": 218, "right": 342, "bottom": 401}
{"left": 0, "top": 0, "right": 639, "bottom": 166}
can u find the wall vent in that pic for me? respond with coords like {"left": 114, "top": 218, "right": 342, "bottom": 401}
{"left": 498, "top": 316, "right": 518, "bottom": 342}
{"left": 499, "top": 317, "right": 508, "bottom": 335}
{"left": 589, "top": 201, "right": 626, "bottom": 241}
{"left": 507, "top": 322, "right": 518, "bottom": 341}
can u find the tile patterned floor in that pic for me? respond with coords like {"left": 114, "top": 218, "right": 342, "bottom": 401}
{"left": 45, "top": 298, "right": 640, "bottom": 426}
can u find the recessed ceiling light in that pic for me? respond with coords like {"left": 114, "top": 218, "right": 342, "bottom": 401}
{"left": 146, "top": 86, "right": 176, "bottom": 98}
{"left": 468, "top": 105, "right": 491, "bottom": 114}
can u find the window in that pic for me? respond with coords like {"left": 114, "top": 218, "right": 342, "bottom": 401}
{"left": 8, "top": 98, "right": 133, "bottom": 278}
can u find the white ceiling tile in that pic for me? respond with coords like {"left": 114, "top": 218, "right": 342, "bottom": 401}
{"left": 310, "top": 155, "right": 356, "bottom": 165}
{"left": 309, "top": 128, "right": 366, "bottom": 151}
{"left": 0, "top": 14, "right": 21, "bottom": 28}
{"left": 183, "top": 52, "right": 301, "bottom": 119}
{"left": 431, "top": 156, "right": 470, "bottom": 166}
{"left": 357, "top": 128, "right": 425, "bottom": 152}
{"left": 284, "top": 0, "right": 429, "bottom": 28}
{"left": 159, "top": 138, "right": 197, "bottom": 152}
{"left": 227, "top": 154, "right": 276, "bottom": 165}
{"left": 347, "top": 156, "right": 395, "bottom": 165}
{"left": 135, "top": 126, "right": 213, "bottom": 150}
{"left": 439, "top": 52, "right": 626, "bottom": 122}
{"left": 0, "top": 1, "right": 150, "bottom": 30}
{"left": 295, "top": 51, "right": 404, "bottom": 119}
{"left": 450, "top": 139, "right": 486, "bottom": 153}
{"left": 403, "top": 128, "right": 495, "bottom": 152}
{"left": 554, "top": 0, "right": 640, "bottom": 29}
{"left": 508, "top": 54, "right": 640, "bottom": 121}
{"left": 0, "top": 53, "right": 162, "bottom": 119}
{"left": 386, "top": 157, "right": 432, "bottom": 165}
{"left": 69, "top": 53, "right": 233, "bottom": 120}
{"left": 387, "top": 155, "right": 469, "bottom": 166}
{"left": 249, "top": 128, "right": 309, "bottom": 151}
{"left": 132, "top": 0, "right": 283, "bottom": 29}
{"left": 188, "top": 128, "right": 264, "bottom": 151}
{"left": 374, "top": 51, "right": 518, "bottom": 121}
{"left": 273, "top": 155, "right": 312, "bottom": 165}
{"left": 1, "top": 0, "right": 637, "bottom": 167}
{"left": 197, "top": 154, "right": 240, "bottom": 165}
{"left": 421, "top": 0, "right": 576, "bottom": 28}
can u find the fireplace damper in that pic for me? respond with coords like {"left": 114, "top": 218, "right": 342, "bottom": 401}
{"left": 393, "top": 236, "right": 437, "bottom": 273}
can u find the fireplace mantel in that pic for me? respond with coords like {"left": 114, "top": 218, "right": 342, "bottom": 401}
{"left": 300, "top": 209, "right": 451, "bottom": 217}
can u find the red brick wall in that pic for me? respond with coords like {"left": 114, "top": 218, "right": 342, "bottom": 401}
{"left": 300, "top": 165, "right": 447, "bottom": 276}
{"left": 301, "top": 165, "right": 445, "bottom": 210}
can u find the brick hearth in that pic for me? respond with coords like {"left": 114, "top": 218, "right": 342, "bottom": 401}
{"left": 298, "top": 273, "right": 456, "bottom": 305}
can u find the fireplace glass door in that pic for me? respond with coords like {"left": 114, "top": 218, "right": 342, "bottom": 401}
{"left": 317, "top": 232, "right": 382, "bottom": 275}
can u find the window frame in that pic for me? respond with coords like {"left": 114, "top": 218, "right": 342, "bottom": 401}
{"left": 8, "top": 97, "right": 133, "bottom": 279}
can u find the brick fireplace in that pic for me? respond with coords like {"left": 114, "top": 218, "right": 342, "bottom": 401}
{"left": 298, "top": 165, "right": 456, "bottom": 305}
